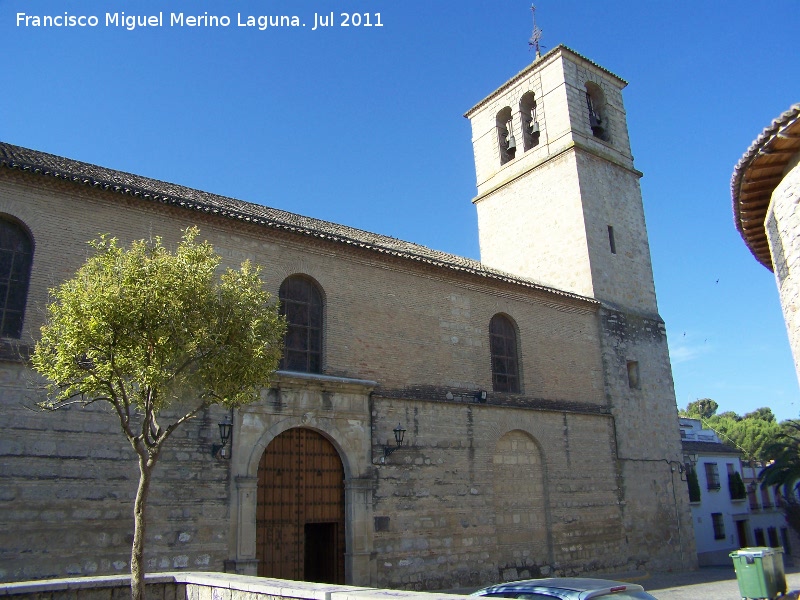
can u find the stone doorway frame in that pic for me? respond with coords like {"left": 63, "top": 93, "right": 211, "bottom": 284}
{"left": 228, "top": 372, "right": 378, "bottom": 586}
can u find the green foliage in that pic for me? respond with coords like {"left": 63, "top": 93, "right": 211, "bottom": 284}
{"left": 760, "top": 420, "right": 800, "bottom": 497}
{"left": 687, "top": 466, "right": 701, "bottom": 502}
{"left": 728, "top": 470, "right": 746, "bottom": 500}
{"left": 760, "top": 420, "right": 800, "bottom": 537}
{"left": 33, "top": 227, "right": 285, "bottom": 419}
{"left": 680, "top": 398, "right": 719, "bottom": 419}
{"left": 717, "top": 411, "right": 741, "bottom": 421}
{"left": 680, "top": 399, "right": 783, "bottom": 462}
{"left": 705, "top": 412, "right": 783, "bottom": 463}
{"left": 31, "top": 228, "right": 285, "bottom": 600}
{"left": 744, "top": 407, "right": 776, "bottom": 423}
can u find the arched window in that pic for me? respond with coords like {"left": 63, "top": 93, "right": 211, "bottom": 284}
{"left": 519, "top": 92, "right": 540, "bottom": 151}
{"left": 496, "top": 107, "right": 515, "bottom": 165}
{"left": 585, "top": 82, "right": 609, "bottom": 142}
{"left": 0, "top": 218, "right": 33, "bottom": 339}
{"left": 489, "top": 314, "right": 520, "bottom": 393}
{"left": 279, "top": 275, "right": 323, "bottom": 373}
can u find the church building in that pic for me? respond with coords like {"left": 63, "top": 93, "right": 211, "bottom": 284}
{"left": 0, "top": 45, "right": 695, "bottom": 588}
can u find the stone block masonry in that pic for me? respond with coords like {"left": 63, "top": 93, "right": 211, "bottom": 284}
{"left": 767, "top": 153, "right": 800, "bottom": 386}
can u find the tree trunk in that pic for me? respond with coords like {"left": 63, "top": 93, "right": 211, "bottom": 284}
{"left": 131, "top": 453, "right": 153, "bottom": 600}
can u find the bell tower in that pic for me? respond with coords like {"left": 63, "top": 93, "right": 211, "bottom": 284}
{"left": 466, "top": 46, "right": 695, "bottom": 570}
{"left": 465, "top": 45, "right": 657, "bottom": 316}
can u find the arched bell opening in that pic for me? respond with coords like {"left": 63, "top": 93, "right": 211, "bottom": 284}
{"left": 519, "top": 92, "right": 540, "bottom": 151}
{"left": 496, "top": 106, "right": 516, "bottom": 165}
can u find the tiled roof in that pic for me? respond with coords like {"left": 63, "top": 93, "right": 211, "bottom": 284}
{"left": 682, "top": 440, "right": 741, "bottom": 455}
{"left": 731, "top": 103, "right": 800, "bottom": 271}
{"left": 0, "top": 141, "right": 598, "bottom": 306}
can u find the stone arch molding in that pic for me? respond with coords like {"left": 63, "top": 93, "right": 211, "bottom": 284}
{"left": 490, "top": 428, "right": 553, "bottom": 577}
{"left": 241, "top": 413, "right": 353, "bottom": 480}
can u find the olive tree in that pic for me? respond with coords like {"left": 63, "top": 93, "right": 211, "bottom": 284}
{"left": 31, "top": 228, "right": 285, "bottom": 600}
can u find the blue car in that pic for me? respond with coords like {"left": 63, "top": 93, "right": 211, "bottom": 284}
{"left": 471, "top": 577, "right": 658, "bottom": 600}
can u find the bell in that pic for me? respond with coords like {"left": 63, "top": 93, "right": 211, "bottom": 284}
{"left": 531, "top": 121, "right": 540, "bottom": 135}
{"left": 589, "top": 113, "right": 602, "bottom": 130}
{"left": 507, "top": 133, "right": 517, "bottom": 151}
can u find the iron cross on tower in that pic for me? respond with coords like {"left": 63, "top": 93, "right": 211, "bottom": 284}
{"left": 528, "top": 4, "right": 543, "bottom": 58}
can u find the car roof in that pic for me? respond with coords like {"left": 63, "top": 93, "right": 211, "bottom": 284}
{"left": 473, "top": 577, "right": 647, "bottom": 596}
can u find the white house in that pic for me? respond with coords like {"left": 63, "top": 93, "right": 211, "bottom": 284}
{"left": 680, "top": 418, "right": 793, "bottom": 566}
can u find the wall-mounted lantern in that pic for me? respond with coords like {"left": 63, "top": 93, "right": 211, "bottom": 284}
{"left": 374, "top": 422, "right": 407, "bottom": 465}
{"left": 384, "top": 422, "right": 406, "bottom": 457}
{"left": 212, "top": 415, "right": 233, "bottom": 459}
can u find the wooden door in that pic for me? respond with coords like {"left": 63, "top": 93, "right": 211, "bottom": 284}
{"left": 257, "top": 428, "right": 345, "bottom": 583}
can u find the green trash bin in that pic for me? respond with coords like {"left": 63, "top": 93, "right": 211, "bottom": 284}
{"left": 770, "top": 547, "right": 787, "bottom": 596}
{"left": 730, "top": 547, "right": 786, "bottom": 599}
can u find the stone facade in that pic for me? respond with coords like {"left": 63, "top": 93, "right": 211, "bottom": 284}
{"left": 766, "top": 153, "right": 800, "bottom": 382}
{"left": 466, "top": 47, "right": 656, "bottom": 315}
{"left": 732, "top": 103, "right": 800, "bottom": 386}
{"left": 0, "top": 44, "right": 694, "bottom": 588}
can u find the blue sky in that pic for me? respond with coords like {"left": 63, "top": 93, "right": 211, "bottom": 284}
{"left": 2, "top": 1, "right": 799, "bottom": 420}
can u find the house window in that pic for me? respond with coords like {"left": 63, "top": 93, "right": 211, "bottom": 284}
{"left": 711, "top": 513, "right": 725, "bottom": 540}
{"left": 489, "top": 313, "right": 520, "bottom": 393}
{"left": 519, "top": 92, "right": 540, "bottom": 151}
{"left": 496, "top": 107, "right": 515, "bottom": 165}
{"left": 754, "top": 528, "right": 766, "bottom": 546}
{"left": 279, "top": 275, "right": 323, "bottom": 373}
{"left": 0, "top": 218, "right": 33, "bottom": 339}
{"left": 761, "top": 486, "right": 772, "bottom": 508}
{"left": 782, "top": 528, "right": 791, "bottom": 554}
{"left": 768, "top": 527, "right": 779, "bottom": 548}
{"left": 748, "top": 485, "right": 759, "bottom": 510}
{"left": 704, "top": 463, "right": 720, "bottom": 490}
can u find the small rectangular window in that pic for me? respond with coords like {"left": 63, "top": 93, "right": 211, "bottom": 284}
{"left": 768, "top": 527, "right": 779, "bottom": 548}
{"left": 374, "top": 516, "right": 390, "bottom": 532}
{"left": 626, "top": 361, "right": 639, "bottom": 389}
{"left": 705, "top": 463, "right": 720, "bottom": 490}
{"left": 754, "top": 528, "right": 766, "bottom": 546}
{"left": 748, "top": 485, "right": 759, "bottom": 510}
{"left": 781, "top": 528, "right": 791, "bottom": 554}
{"left": 712, "top": 513, "right": 726, "bottom": 540}
{"left": 608, "top": 225, "right": 616, "bottom": 254}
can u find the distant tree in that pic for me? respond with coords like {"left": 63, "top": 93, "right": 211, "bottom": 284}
{"left": 743, "top": 407, "right": 776, "bottom": 423}
{"left": 680, "top": 398, "right": 719, "bottom": 419}
{"left": 31, "top": 228, "right": 285, "bottom": 600}
{"left": 717, "top": 411, "right": 742, "bottom": 421}
{"left": 760, "top": 420, "right": 800, "bottom": 497}
{"left": 760, "top": 420, "right": 800, "bottom": 537}
{"left": 707, "top": 413, "right": 782, "bottom": 463}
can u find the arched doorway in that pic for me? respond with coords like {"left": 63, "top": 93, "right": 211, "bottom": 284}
{"left": 492, "top": 430, "right": 549, "bottom": 570}
{"left": 257, "top": 427, "right": 345, "bottom": 583}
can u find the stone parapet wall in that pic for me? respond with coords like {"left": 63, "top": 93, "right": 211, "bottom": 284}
{"left": 0, "top": 573, "right": 470, "bottom": 600}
